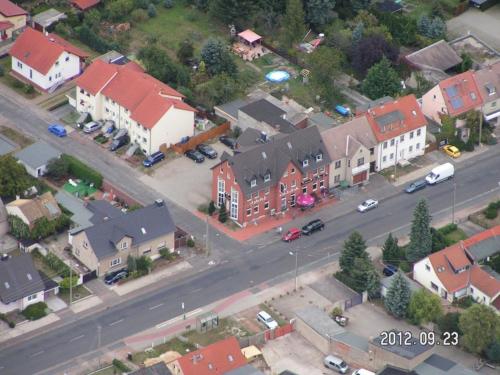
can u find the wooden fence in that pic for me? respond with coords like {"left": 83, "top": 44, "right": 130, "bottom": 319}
{"left": 169, "top": 122, "right": 230, "bottom": 154}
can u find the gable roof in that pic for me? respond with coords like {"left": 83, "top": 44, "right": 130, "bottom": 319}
{"left": 15, "top": 141, "right": 61, "bottom": 170}
{"left": 405, "top": 40, "right": 462, "bottom": 72}
{"left": 463, "top": 224, "right": 500, "bottom": 261}
{"left": 473, "top": 61, "right": 500, "bottom": 106}
{"left": 321, "top": 116, "right": 377, "bottom": 161}
{"left": 83, "top": 201, "right": 176, "bottom": 260}
{"left": 0, "top": 0, "right": 27, "bottom": 17}
{"left": 438, "top": 71, "right": 483, "bottom": 117}
{"left": 9, "top": 28, "right": 88, "bottom": 75}
{"left": 219, "top": 126, "right": 331, "bottom": 196}
{"left": 238, "top": 29, "right": 261, "bottom": 44}
{"left": 130, "top": 362, "right": 172, "bottom": 375}
{"left": 175, "top": 337, "right": 247, "bottom": 375}
{"left": 71, "top": 0, "right": 100, "bottom": 10}
{"left": 6, "top": 192, "right": 62, "bottom": 224}
{"left": 76, "top": 60, "right": 195, "bottom": 129}
{"left": 363, "top": 95, "right": 427, "bottom": 142}
{"left": 0, "top": 254, "right": 45, "bottom": 304}
{"left": 239, "top": 99, "right": 296, "bottom": 134}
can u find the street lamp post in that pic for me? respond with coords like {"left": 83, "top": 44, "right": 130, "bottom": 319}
{"left": 289, "top": 250, "right": 298, "bottom": 291}
{"left": 394, "top": 139, "right": 399, "bottom": 182}
{"left": 182, "top": 302, "right": 185, "bottom": 320}
{"left": 452, "top": 181, "right": 456, "bottom": 224}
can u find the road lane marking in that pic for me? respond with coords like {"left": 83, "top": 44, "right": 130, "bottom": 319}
{"left": 189, "top": 287, "right": 202, "bottom": 294}
{"left": 156, "top": 308, "right": 203, "bottom": 329}
{"left": 149, "top": 303, "right": 164, "bottom": 310}
{"left": 109, "top": 319, "right": 124, "bottom": 326}
{"left": 31, "top": 350, "right": 44, "bottom": 357}
{"left": 69, "top": 334, "right": 85, "bottom": 342}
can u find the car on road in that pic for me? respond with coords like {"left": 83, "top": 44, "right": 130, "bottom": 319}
{"left": 383, "top": 264, "right": 398, "bottom": 276}
{"left": 143, "top": 151, "right": 165, "bottom": 167}
{"left": 357, "top": 199, "right": 378, "bottom": 213}
{"left": 257, "top": 310, "right": 278, "bottom": 330}
{"left": 196, "top": 143, "right": 218, "bottom": 159}
{"left": 83, "top": 121, "right": 102, "bottom": 134}
{"left": 219, "top": 135, "right": 237, "bottom": 150}
{"left": 282, "top": 228, "right": 301, "bottom": 242}
{"left": 104, "top": 269, "right": 128, "bottom": 285}
{"left": 301, "top": 219, "right": 325, "bottom": 235}
{"left": 185, "top": 149, "right": 205, "bottom": 163}
{"left": 405, "top": 180, "right": 427, "bottom": 194}
{"left": 48, "top": 124, "right": 67, "bottom": 137}
{"left": 442, "top": 144, "right": 461, "bottom": 158}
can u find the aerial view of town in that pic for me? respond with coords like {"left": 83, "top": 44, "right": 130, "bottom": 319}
{"left": 0, "top": 0, "right": 500, "bottom": 374}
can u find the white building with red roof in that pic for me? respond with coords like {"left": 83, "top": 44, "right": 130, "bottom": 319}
{"left": 413, "top": 225, "right": 500, "bottom": 312}
{"left": 9, "top": 27, "right": 88, "bottom": 91}
{"left": 358, "top": 94, "right": 427, "bottom": 171}
{"left": 75, "top": 59, "right": 196, "bottom": 155}
{"left": 0, "top": 0, "right": 27, "bottom": 41}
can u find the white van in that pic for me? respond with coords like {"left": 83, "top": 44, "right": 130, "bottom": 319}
{"left": 425, "top": 163, "right": 454, "bottom": 185}
{"left": 352, "top": 369, "right": 375, "bottom": 375}
{"left": 83, "top": 121, "right": 102, "bottom": 134}
{"left": 256, "top": 310, "right": 278, "bottom": 330}
{"left": 323, "top": 355, "right": 349, "bottom": 373}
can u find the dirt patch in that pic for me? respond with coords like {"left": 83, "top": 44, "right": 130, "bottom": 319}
{"left": 233, "top": 306, "right": 264, "bottom": 334}
{"left": 469, "top": 210, "right": 500, "bottom": 229}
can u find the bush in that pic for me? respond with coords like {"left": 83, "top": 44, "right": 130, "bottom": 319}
{"left": 62, "top": 154, "right": 103, "bottom": 189}
{"left": 399, "top": 260, "right": 411, "bottom": 272}
{"left": 331, "top": 306, "right": 343, "bottom": 316}
{"left": 76, "top": 25, "right": 116, "bottom": 53}
{"left": 163, "top": 0, "right": 173, "bottom": 7}
{"left": 464, "top": 138, "right": 475, "bottom": 152}
{"left": 0, "top": 64, "right": 4, "bottom": 77}
{"left": 454, "top": 296, "right": 474, "bottom": 309}
{"left": 8, "top": 321, "right": 15, "bottom": 328}
{"left": 187, "top": 237, "right": 195, "bottom": 247}
{"left": 334, "top": 271, "right": 358, "bottom": 292}
{"left": 22, "top": 302, "right": 48, "bottom": 320}
{"left": 136, "top": 256, "right": 152, "bottom": 274}
{"left": 45, "top": 252, "right": 71, "bottom": 278}
{"left": 59, "top": 276, "right": 78, "bottom": 290}
{"left": 437, "top": 312, "right": 462, "bottom": 337}
{"left": 218, "top": 204, "right": 228, "bottom": 223}
{"left": 23, "top": 84, "right": 35, "bottom": 94}
{"left": 438, "top": 223, "right": 457, "bottom": 235}
{"left": 147, "top": 3, "right": 157, "bottom": 17}
{"left": 159, "top": 247, "right": 173, "bottom": 259}
{"left": 208, "top": 201, "right": 216, "bottom": 216}
{"left": 112, "top": 359, "right": 130, "bottom": 372}
{"left": 131, "top": 9, "right": 148, "bottom": 23}
{"left": 485, "top": 205, "right": 498, "bottom": 220}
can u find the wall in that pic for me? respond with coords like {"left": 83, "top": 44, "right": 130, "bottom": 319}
{"left": 5, "top": 204, "right": 31, "bottom": 227}
{"left": 21, "top": 290, "right": 44, "bottom": 310}
{"left": 72, "top": 231, "right": 100, "bottom": 273}
{"left": 377, "top": 127, "right": 426, "bottom": 171}
{"left": 0, "top": 14, "right": 26, "bottom": 38}
{"left": 413, "top": 258, "right": 449, "bottom": 301}
{"left": 482, "top": 99, "right": 500, "bottom": 125}
{"left": 421, "top": 85, "right": 446, "bottom": 125}
{"left": 295, "top": 316, "right": 330, "bottom": 354}
{"left": 329, "top": 157, "right": 347, "bottom": 187}
{"left": 170, "top": 122, "right": 230, "bottom": 154}
{"left": 369, "top": 342, "right": 434, "bottom": 371}
{"left": 150, "top": 106, "right": 195, "bottom": 154}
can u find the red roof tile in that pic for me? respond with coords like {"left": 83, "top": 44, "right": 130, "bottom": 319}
{"left": 470, "top": 267, "right": 500, "bottom": 298}
{"left": 176, "top": 337, "right": 247, "bottom": 375}
{"left": 428, "top": 244, "right": 472, "bottom": 293}
{"left": 462, "top": 224, "right": 500, "bottom": 250}
{"left": 0, "top": 20, "right": 14, "bottom": 31}
{"left": 75, "top": 59, "right": 117, "bottom": 95}
{"left": 362, "top": 94, "right": 427, "bottom": 142}
{"left": 493, "top": 296, "right": 500, "bottom": 311}
{"left": 438, "top": 71, "right": 483, "bottom": 117}
{"left": 0, "top": 0, "right": 27, "bottom": 16}
{"left": 71, "top": 0, "right": 100, "bottom": 10}
{"left": 9, "top": 28, "right": 88, "bottom": 75}
{"left": 238, "top": 29, "right": 261, "bottom": 43}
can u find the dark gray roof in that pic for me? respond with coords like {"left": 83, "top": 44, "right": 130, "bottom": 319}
{"left": 0, "top": 134, "right": 17, "bottom": 156}
{"left": 129, "top": 363, "right": 172, "bottom": 375}
{"left": 15, "top": 141, "right": 61, "bottom": 170}
{"left": 87, "top": 200, "right": 124, "bottom": 224}
{"left": 220, "top": 126, "right": 331, "bottom": 196}
{"left": 415, "top": 354, "right": 477, "bottom": 375}
{"left": 226, "top": 365, "right": 265, "bottom": 375}
{"left": 381, "top": 273, "right": 422, "bottom": 293}
{"left": 215, "top": 98, "right": 248, "bottom": 122}
{"left": 406, "top": 40, "right": 462, "bottom": 72}
{"left": 239, "top": 99, "right": 296, "bottom": 133}
{"left": 372, "top": 331, "right": 433, "bottom": 359}
{"left": 379, "top": 366, "right": 417, "bottom": 375}
{"left": 467, "top": 236, "right": 500, "bottom": 261}
{"left": 85, "top": 201, "right": 175, "bottom": 260}
{"left": 334, "top": 331, "right": 369, "bottom": 352}
{"left": 356, "top": 96, "right": 394, "bottom": 114}
{"left": 375, "top": 110, "right": 405, "bottom": 132}
{"left": 0, "top": 254, "right": 45, "bottom": 304}
{"left": 295, "top": 305, "right": 346, "bottom": 339}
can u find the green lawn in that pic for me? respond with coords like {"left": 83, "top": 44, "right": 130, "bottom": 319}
{"left": 444, "top": 228, "right": 467, "bottom": 245}
{"left": 0, "top": 56, "right": 39, "bottom": 99}
{"left": 0, "top": 126, "right": 34, "bottom": 148}
{"left": 183, "top": 317, "right": 250, "bottom": 347}
{"left": 58, "top": 285, "right": 92, "bottom": 305}
{"left": 131, "top": 337, "right": 196, "bottom": 366}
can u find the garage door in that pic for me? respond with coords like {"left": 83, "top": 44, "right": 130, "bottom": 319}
{"left": 352, "top": 171, "right": 367, "bottom": 185}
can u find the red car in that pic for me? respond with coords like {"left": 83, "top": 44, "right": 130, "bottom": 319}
{"left": 282, "top": 228, "right": 301, "bottom": 242}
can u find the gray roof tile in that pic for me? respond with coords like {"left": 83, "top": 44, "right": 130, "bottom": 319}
{"left": 15, "top": 141, "right": 61, "bottom": 170}
{"left": 0, "top": 254, "right": 45, "bottom": 304}
{"left": 239, "top": 99, "right": 296, "bottom": 133}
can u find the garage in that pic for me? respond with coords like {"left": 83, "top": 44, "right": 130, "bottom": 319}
{"left": 352, "top": 170, "right": 368, "bottom": 185}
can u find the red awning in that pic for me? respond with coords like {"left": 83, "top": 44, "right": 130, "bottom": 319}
{"left": 0, "top": 21, "right": 14, "bottom": 31}
{"left": 296, "top": 194, "right": 315, "bottom": 207}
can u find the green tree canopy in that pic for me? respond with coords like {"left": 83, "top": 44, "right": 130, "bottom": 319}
{"left": 384, "top": 272, "right": 411, "bottom": 318}
{"left": 350, "top": 257, "right": 380, "bottom": 297}
{"left": 209, "top": 0, "right": 256, "bottom": 28}
{"left": 459, "top": 304, "right": 500, "bottom": 354}
{"left": 201, "top": 38, "right": 238, "bottom": 77}
{"left": 382, "top": 233, "right": 404, "bottom": 266}
{"left": 304, "top": 0, "right": 336, "bottom": 30}
{"left": 177, "top": 39, "right": 194, "bottom": 65}
{"left": 406, "top": 199, "right": 432, "bottom": 263}
{"left": 138, "top": 45, "right": 190, "bottom": 87}
{"left": 0, "top": 155, "right": 32, "bottom": 199}
{"left": 46, "top": 157, "right": 69, "bottom": 180}
{"left": 362, "top": 57, "right": 401, "bottom": 100}
{"left": 339, "top": 231, "right": 368, "bottom": 273}
{"left": 281, "top": 0, "right": 306, "bottom": 48}
{"left": 408, "top": 289, "right": 443, "bottom": 325}
{"left": 307, "top": 46, "right": 343, "bottom": 104}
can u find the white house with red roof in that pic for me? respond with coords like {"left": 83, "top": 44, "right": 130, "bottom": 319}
{"left": 75, "top": 59, "right": 196, "bottom": 155}
{"left": 0, "top": 0, "right": 27, "bottom": 41}
{"left": 359, "top": 94, "right": 427, "bottom": 171}
{"left": 421, "top": 70, "right": 483, "bottom": 125}
{"left": 413, "top": 225, "right": 500, "bottom": 312}
{"left": 9, "top": 27, "right": 88, "bottom": 91}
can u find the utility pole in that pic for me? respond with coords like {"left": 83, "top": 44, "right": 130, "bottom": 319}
{"left": 69, "top": 262, "right": 72, "bottom": 306}
{"left": 452, "top": 181, "right": 457, "bottom": 224}
{"left": 205, "top": 215, "right": 210, "bottom": 257}
{"left": 479, "top": 113, "right": 483, "bottom": 147}
{"left": 289, "top": 250, "right": 298, "bottom": 291}
{"left": 394, "top": 140, "right": 399, "bottom": 182}
{"left": 182, "top": 302, "right": 185, "bottom": 320}
{"left": 97, "top": 324, "right": 102, "bottom": 368}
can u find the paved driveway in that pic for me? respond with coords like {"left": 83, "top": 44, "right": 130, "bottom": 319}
{"left": 140, "top": 142, "right": 229, "bottom": 211}
{"left": 447, "top": 5, "right": 500, "bottom": 50}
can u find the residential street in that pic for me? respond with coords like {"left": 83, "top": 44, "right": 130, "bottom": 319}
{"left": 1, "top": 87, "right": 500, "bottom": 374}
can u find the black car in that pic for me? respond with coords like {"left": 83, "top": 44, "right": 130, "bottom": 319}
{"left": 219, "top": 135, "right": 237, "bottom": 150}
{"left": 109, "top": 135, "right": 129, "bottom": 151}
{"left": 383, "top": 264, "right": 398, "bottom": 277}
{"left": 143, "top": 151, "right": 165, "bottom": 167}
{"left": 196, "top": 143, "right": 218, "bottom": 159}
{"left": 185, "top": 149, "right": 205, "bottom": 163}
{"left": 301, "top": 219, "right": 325, "bottom": 235}
{"left": 104, "top": 269, "right": 128, "bottom": 285}
{"left": 405, "top": 180, "right": 427, "bottom": 194}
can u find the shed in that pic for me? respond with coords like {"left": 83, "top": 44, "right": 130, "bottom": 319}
{"left": 380, "top": 273, "right": 422, "bottom": 297}
{"left": 31, "top": 8, "right": 67, "bottom": 32}
{"left": 405, "top": 40, "right": 462, "bottom": 72}
{"left": 15, "top": 141, "right": 61, "bottom": 177}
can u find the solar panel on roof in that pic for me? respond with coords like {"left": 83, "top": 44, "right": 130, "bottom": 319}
{"left": 445, "top": 86, "right": 458, "bottom": 97}
{"left": 450, "top": 97, "right": 463, "bottom": 110}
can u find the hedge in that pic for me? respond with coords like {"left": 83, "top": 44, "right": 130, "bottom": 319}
{"left": 22, "top": 302, "right": 47, "bottom": 320}
{"left": 112, "top": 359, "right": 130, "bottom": 372}
{"left": 0, "top": 313, "right": 15, "bottom": 328}
{"left": 62, "top": 154, "right": 103, "bottom": 189}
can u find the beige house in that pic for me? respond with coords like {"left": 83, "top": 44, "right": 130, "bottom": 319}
{"left": 0, "top": 0, "right": 27, "bottom": 41}
{"left": 71, "top": 200, "right": 176, "bottom": 276}
{"left": 6, "top": 192, "right": 62, "bottom": 229}
{"left": 321, "top": 116, "right": 377, "bottom": 187}
{"left": 474, "top": 61, "right": 500, "bottom": 126}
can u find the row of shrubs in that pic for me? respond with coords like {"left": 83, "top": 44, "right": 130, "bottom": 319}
{"left": 61, "top": 154, "right": 103, "bottom": 189}
{"left": 0, "top": 313, "right": 16, "bottom": 328}
{"left": 22, "top": 302, "right": 48, "bottom": 321}
{"left": 33, "top": 250, "right": 71, "bottom": 278}
{"left": 484, "top": 200, "right": 500, "bottom": 220}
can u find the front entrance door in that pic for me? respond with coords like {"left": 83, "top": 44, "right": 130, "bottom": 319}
{"left": 369, "top": 161, "right": 376, "bottom": 173}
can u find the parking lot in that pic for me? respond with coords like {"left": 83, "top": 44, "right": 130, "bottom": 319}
{"left": 140, "top": 141, "right": 229, "bottom": 211}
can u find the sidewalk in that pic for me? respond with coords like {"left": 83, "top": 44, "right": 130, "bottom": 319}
{"left": 0, "top": 313, "right": 60, "bottom": 344}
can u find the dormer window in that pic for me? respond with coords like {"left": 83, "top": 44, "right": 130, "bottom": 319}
{"left": 250, "top": 179, "right": 257, "bottom": 187}
{"left": 316, "top": 153, "right": 323, "bottom": 162}
{"left": 302, "top": 159, "right": 309, "bottom": 167}
{"left": 264, "top": 173, "right": 270, "bottom": 182}
{"left": 121, "top": 241, "right": 128, "bottom": 250}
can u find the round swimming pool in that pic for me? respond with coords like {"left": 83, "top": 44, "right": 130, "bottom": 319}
{"left": 265, "top": 70, "right": 290, "bottom": 83}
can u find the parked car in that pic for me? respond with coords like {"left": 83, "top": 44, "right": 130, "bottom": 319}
{"left": 196, "top": 143, "right": 218, "bottom": 159}
{"left": 405, "top": 180, "right": 427, "bottom": 194}
{"left": 83, "top": 121, "right": 102, "bottom": 134}
{"left": 143, "top": 151, "right": 165, "bottom": 167}
{"left": 109, "top": 135, "right": 129, "bottom": 151}
{"left": 301, "top": 219, "right": 325, "bottom": 235}
{"left": 352, "top": 370, "right": 375, "bottom": 375}
{"left": 256, "top": 310, "right": 278, "bottom": 330}
{"left": 219, "top": 135, "right": 237, "bottom": 150}
{"left": 282, "top": 228, "right": 301, "bottom": 242}
{"left": 425, "top": 163, "right": 454, "bottom": 185}
{"left": 323, "top": 355, "right": 349, "bottom": 373}
{"left": 48, "top": 124, "right": 67, "bottom": 137}
{"left": 442, "top": 144, "right": 461, "bottom": 158}
{"left": 104, "top": 269, "right": 128, "bottom": 285}
{"left": 185, "top": 149, "right": 205, "bottom": 163}
{"left": 357, "top": 199, "right": 378, "bottom": 213}
{"left": 102, "top": 120, "right": 115, "bottom": 135}
{"left": 383, "top": 264, "right": 398, "bottom": 276}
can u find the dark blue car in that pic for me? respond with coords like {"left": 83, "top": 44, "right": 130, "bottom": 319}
{"left": 143, "top": 151, "right": 165, "bottom": 167}
{"left": 405, "top": 180, "right": 427, "bottom": 194}
{"left": 48, "top": 124, "right": 67, "bottom": 137}
{"left": 383, "top": 264, "right": 398, "bottom": 277}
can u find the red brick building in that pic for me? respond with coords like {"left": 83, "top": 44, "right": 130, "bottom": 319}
{"left": 211, "top": 127, "right": 331, "bottom": 226}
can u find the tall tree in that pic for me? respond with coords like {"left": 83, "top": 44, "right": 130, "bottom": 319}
{"left": 46, "top": 157, "right": 69, "bottom": 181}
{"left": 351, "top": 22, "right": 364, "bottom": 45}
{"left": 201, "top": 38, "right": 238, "bottom": 77}
{"left": 459, "top": 304, "right": 500, "bottom": 354}
{"left": 417, "top": 15, "right": 446, "bottom": 39}
{"left": 307, "top": 46, "right": 343, "bottom": 103}
{"left": 406, "top": 199, "right": 432, "bottom": 263}
{"left": 209, "top": 0, "right": 256, "bottom": 28}
{"left": 408, "top": 289, "right": 443, "bottom": 325}
{"left": 350, "top": 257, "right": 380, "bottom": 297}
{"left": 138, "top": 45, "right": 190, "bottom": 87}
{"left": 281, "top": 0, "right": 306, "bottom": 48}
{"left": 339, "top": 231, "right": 368, "bottom": 273}
{"left": 350, "top": 34, "right": 399, "bottom": 76}
{"left": 177, "top": 39, "right": 194, "bottom": 65}
{"left": 384, "top": 272, "right": 411, "bottom": 318}
{"left": 304, "top": 0, "right": 336, "bottom": 30}
{"left": 351, "top": 0, "right": 372, "bottom": 12}
{"left": 361, "top": 57, "right": 401, "bottom": 100}
{"left": 382, "top": 233, "right": 403, "bottom": 266}
{"left": 0, "top": 155, "right": 32, "bottom": 199}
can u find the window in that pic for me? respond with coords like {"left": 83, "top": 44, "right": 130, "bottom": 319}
{"left": 265, "top": 187, "right": 270, "bottom": 195}
{"left": 264, "top": 173, "right": 270, "bottom": 182}
{"left": 431, "top": 282, "right": 439, "bottom": 291}
{"left": 251, "top": 179, "right": 256, "bottom": 187}
{"left": 111, "top": 258, "right": 122, "bottom": 267}
{"left": 370, "top": 148, "right": 374, "bottom": 155}
{"left": 79, "top": 89, "right": 84, "bottom": 94}
{"left": 27, "top": 293, "right": 37, "bottom": 301}
{"left": 334, "top": 174, "right": 340, "bottom": 183}
{"left": 416, "top": 143, "right": 420, "bottom": 150}
{"left": 291, "top": 167, "right": 296, "bottom": 174}
{"left": 417, "top": 129, "right": 421, "bottom": 136}
{"left": 302, "top": 186, "right": 307, "bottom": 194}
{"left": 17, "top": 61, "right": 22, "bottom": 69}
{"left": 246, "top": 208, "right": 251, "bottom": 216}
{"left": 290, "top": 194, "right": 296, "bottom": 206}
{"left": 400, "top": 135, "right": 404, "bottom": 142}
{"left": 65, "top": 56, "right": 69, "bottom": 62}
{"left": 280, "top": 183, "right": 286, "bottom": 193}
{"left": 302, "top": 159, "right": 309, "bottom": 167}
{"left": 335, "top": 160, "right": 341, "bottom": 169}
{"left": 121, "top": 241, "right": 128, "bottom": 249}
{"left": 291, "top": 180, "right": 296, "bottom": 188}
{"left": 409, "top": 145, "right": 413, "bottom": 152}
{"left": 316, "top": 153, "right": 323, "bottom": 162}
{"left": 217, "top": 179, "right": 225, "bottom": 207}
{"left": 83, "top": 241, "right": 88, "bottom": 249}
{"left": 142, "top": 137, "right": 147, "bottom": 143}
{"left": 357, "top": 157, "right": 364, "bottom": 167}
{"left": 254, "top": 205, "right": 259, "bottom": 214}
{"left": 383, "top": 156, "right": 387, "bottom": 162}
{"left": 312, "top": 182, "right": 317, "bottom": 191}
{"left": 320, "top": 180, "right": 324, "bottom": 188}
{"left": 425, "top": 264, "right": 430, "bottom": 271}
{"left": 383, "top": 141, "right": 388, "bottom": 149}
{"left": 410, "top": 131, "right": 414, "bottom": 139}
{"left": 390, "top": 139, "right": 395, "bottom": 146}
{"left": 390, "top": 153, "right": 394, "bottom": 159}
{"left": 347, "top": 160, "right": 350, "bottom": 167}
{"left": 49, "top": 76, "right": 52, "bottom": 81}
{"left": 55, "top": 61, "right": 59, "bottom": 66}
{"left": 264, "top": 202, "right": 269, "bottom": 210}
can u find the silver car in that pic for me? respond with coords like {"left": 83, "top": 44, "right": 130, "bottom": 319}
{"left": 357, "top": 199, "right": 379, "bottom": 213}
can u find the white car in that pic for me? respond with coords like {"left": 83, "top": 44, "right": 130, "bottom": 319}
{"left": 357, "top": 199, "right": 379, "bottom": 213}
{"left": 257, "top": 310, "right": 278, "bottom": 330}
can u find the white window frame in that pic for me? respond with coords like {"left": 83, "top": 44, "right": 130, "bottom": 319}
{"left": 302, "top": 159, "right": 309, "bottom": 167}
{"left": 110, "top": 258, "right": 122, "bottom": 267}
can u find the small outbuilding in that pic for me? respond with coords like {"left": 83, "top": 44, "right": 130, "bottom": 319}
{"left": 15, "top": 141, "right": 61, "bottom": 177}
